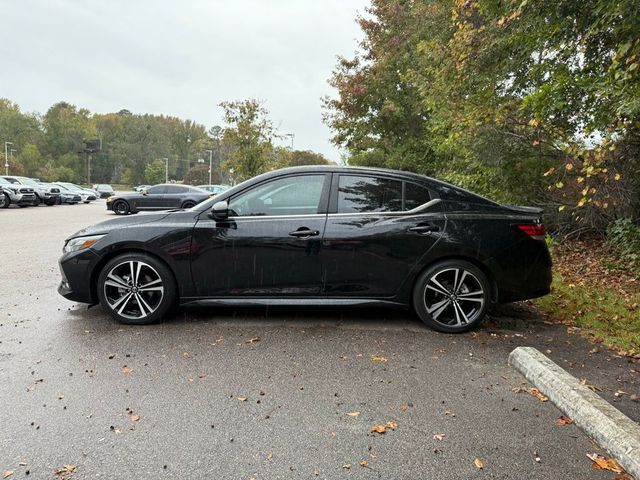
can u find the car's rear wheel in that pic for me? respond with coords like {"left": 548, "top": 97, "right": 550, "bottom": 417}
{"left": 181, "top": 200, "right": 196, "bottom": 209}
{"left": 0, "top": 193, "right": 9, "bottom": 208}
{"left": 413, "top": 260, "right": 490, "bottom": 333}
{"left": 97, "top": 254, "right": 176, "bottom": 325}
{"left": 113, "top": 200, "right": 130, "bottom": 215}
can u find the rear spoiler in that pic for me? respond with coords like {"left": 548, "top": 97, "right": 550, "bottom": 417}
{"left": 502, "top": 205, "right": 544, "bottom": 216}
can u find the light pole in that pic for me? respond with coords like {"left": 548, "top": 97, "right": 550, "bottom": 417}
{"left": 4, "top": 141, "right": 13, "bottom": 175}
{"left": 10, "top": 149, "right": 17, "bottom": 167}
{"left": 205, "top": 149, "right": 213, "bottom": 185}
{"left": 163, "top": 158, "right": 169, "bottom": 183}
{"left": 284, "top": 133, "right": 294, "bottom": 149}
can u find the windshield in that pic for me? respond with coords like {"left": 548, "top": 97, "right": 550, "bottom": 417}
{"left": 20, "top": 177, "right": 39, "bottom": 186}
{"left": 0, "top": 177, "right": 12, "bottom": 185}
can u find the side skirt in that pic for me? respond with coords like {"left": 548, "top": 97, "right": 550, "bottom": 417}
{"left": 180, "top": 297, "right": 407, "bottom": 308}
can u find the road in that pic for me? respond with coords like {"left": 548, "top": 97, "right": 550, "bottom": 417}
{"left": 1, "top": 200, "right": 638, "bottom": 479}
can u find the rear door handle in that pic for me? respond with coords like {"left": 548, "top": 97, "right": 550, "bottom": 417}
{"left": 409, "top": 224, "right": 440, "bottom": 234}
{"left": 289, "top": 227, "right": 320, "bottom": 238}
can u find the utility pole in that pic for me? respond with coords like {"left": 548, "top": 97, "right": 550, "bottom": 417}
{"left": 284, "top": 133, "right": 294, "bottom": 149}
{"left": 205, "top": 149, "right": 213, "bottom": 185}
{"left": 163, "top": 158, "right": 169, "bottom": 183}
{"left": 4, "top": 141, "right": 13, "bottom": 175}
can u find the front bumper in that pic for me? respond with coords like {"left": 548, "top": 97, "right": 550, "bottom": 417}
{"left": 58, "top": 248, "right": 99, "bottom": 303}
{"left": 17, "top": 194, "right": 37, "bottom": 206}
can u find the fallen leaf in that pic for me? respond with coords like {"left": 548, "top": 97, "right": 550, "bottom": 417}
{"left": 237, "top": 396, "right": 247, "bottom": 402}
{"left": 346, "top": 411, "right": 361, "bottom": 417}
{"left": 555, "top": 416, "right": 573, "bottom": 425}
{"left": 342, "top": 463, "right": 352, "bottom": 469}
{"left": 400, "top": 403, "right": 412, "bottom": 411}
{"left": 3, "top": 471, "right": 13, "bottom": 479}
{"left": 371, "top": 420, "right": 398, "bottom": 434}
{"left": 474, "top": 458, "right": 484, "bottom": 469}
{"left": 359, "top": 460, "right": 368, "bottom": 467}
{"left": 371, "top": 354, "right": 388, "bottom": 363}
{"left": 53, "top": 464, "right": 76, "bottom": 475}
{"left": 182, "top": 352, "right": 190, "bottom": 358}
{"left": 267, "top": 452, "right": 273, "bottom": 461}
{"left": 433, "top": 433, "right": 445, "bottom": 441}
{"left": 512, "top": 386, "right": 548, "bottom": 402}
{"left": 587, "top": 453, "right": 624, "bottom": 474}
{"left": 244, "top": 337, "right": 260, "bottom": 344}
{"left": 131, "top": 415, "right": 140, "bottom": 422}
{"left": 121, "top": 367, "right": 133, "bottom": 374}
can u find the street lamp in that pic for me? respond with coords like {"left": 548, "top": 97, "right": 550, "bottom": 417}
{"left": 205, "top": 149, "right": 213, "bottom": 185}
{"left": 4, "top": 141, "right": 13, "bottom": 175}
{"left": 284, "top": 133, "right": 294, "bottom": 149}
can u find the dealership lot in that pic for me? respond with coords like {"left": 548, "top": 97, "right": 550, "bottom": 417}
{"left": 1, "top": 202, "right": 638, "bottom": 479}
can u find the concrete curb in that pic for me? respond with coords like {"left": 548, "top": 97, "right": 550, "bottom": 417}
{"left": 509, "top": 346, "right": 640, "bottom": 478}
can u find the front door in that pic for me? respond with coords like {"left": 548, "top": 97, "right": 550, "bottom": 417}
{"left": 322, "top": 174, "right": 445, "bottom": 298}
{"left": 136, "top": 185, "right": 167, "bottom": 210}
{"left": 191, "top": 173, "right": 330, "bottom": 297}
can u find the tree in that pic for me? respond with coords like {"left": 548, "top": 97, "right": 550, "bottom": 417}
{"left": 145, "top": 159, "right": 166, "bottom": 185}
{"left": 219, "top": 99, "right": 280, "bottom": 181}
{"left": 184, "top": 164, "right": 222, "bottom": 185}
{"left": 286, "top": 149, "right": 332, "bottom": 167}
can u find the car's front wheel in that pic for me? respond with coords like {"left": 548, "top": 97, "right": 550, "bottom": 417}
{"left": 0, "top": 193, "right": 9, "bottom": 208}
{"left": 113, "top": 200, "right": 130, "bottom": 215}
{"left": 97, "top": 254, "right": 176, "bottom": 325}
{"left": 413, "top": 260, "right": 490, "bottom": 333}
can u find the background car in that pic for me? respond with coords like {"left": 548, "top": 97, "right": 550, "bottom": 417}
{"left": 53, "top": 182, "right": 95, "bottom": 203}
{"left": 93, "top": 184, "right": 115, "bottom": 198}
{"left": 1, "top": 175, "right": 60, "bottom": 206}
{"left": 106, "top": 184, "right": 211, "bottom": 215}
{"left": 196, "top": 184, "right": 230, "bottom": 196}
{"left": 51, "top": 183, "right": 81, "bottom": 204}
{"left": 134, "top": 184, "right": 151, "bottom": 192}
{"left": 59, "top": 166, "right": 551, "bottom": 330}
{"left": 0, "top": 186, "right": 10, "bottom": 208}
{"left": 0, "top": 176, "right": 37, "bottom": 207}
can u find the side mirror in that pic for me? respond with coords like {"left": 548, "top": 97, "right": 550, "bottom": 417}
{"left": 209, "top": 200, "right": 229, "bottom": 220}
{"left": 142, "top": 190, "right": 148, "bottom": 196}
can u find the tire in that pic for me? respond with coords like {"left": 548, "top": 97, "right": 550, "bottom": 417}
{"left": 113, "top": 200, "right": 130, "bottom": 215}
{"left": 181, "top": 201, "right": 196, "bottom": 209}
{"left": 18, "top": 205, "right": 28, "bottom": 208}
{"left": 0, "top": 194, "right": 9, "bottom": 209}
{"left": 45, "top": 198, "right": 55, "bottom": 206}
{"left": 84, "top": 201, "right": 90, "bottom": 204}
{"left": 413, "top": 260, "right": 491, "bottom": 333}
{"left": 97, "top": 253, "right": 177, "bottom": 325}
{"left": 33, "top": 195, "right": 41, "bottom": 207}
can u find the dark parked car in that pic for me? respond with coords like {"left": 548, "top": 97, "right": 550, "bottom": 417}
{"left": 105, "top": 184, "right": 211, "bottom": 215}
{"left": 58, "top": 166, "right": 551, "bottom": 330}
{"left": 196, "top": 184, "right": 231, "bottom": 195}
{"left": 93, "top": 184, "right": 115, "bottom": 198}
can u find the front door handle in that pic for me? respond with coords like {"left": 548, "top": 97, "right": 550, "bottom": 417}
{"left": 409, "top": 224, "right": 440, "bottom": 234}
{"left": 289, "top": 227, "right": 320, "bottom": 238}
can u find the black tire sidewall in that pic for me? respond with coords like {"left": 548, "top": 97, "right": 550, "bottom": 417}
{"left": 1, "top": 194, "right": 9, "bottom": 208}
{"left": 413, "top": 260, "right": 491, "bottom": 333}
{"left": 97, "top": 253, "right": 176, "bottom": 325}
{"left": 113, "top": 201, "right": 129, "bottom": 215}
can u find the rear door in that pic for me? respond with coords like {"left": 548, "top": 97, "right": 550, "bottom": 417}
{"left": 160, "top": 185, "right": 189, "bottom": 208}
{"left": 191, "top": 173, "right": 331, "bottom": 297}
{"left": 322, "top": 174, "right": 445, "bottom": 298}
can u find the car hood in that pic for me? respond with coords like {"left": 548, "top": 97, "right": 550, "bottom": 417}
{"left": 66, "top": 211, "right": 174, "bottom": 241}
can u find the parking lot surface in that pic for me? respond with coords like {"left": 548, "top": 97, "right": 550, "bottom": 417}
{"left": 1, "top": 201, "right": 638, "bottom": 479}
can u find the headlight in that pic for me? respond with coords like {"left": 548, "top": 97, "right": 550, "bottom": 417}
{"left": 106, "top": 196, "right": 114, "bottom": 201}
{"left": 63, "top": 235, "right": 106, "bottom": 253}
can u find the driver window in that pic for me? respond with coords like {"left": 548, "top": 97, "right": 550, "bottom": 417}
{"left": 146, "top": 186, "right": 166, "bottom": 195}
{"left": 228, "top": 175, "right": 325, "bottom": 217}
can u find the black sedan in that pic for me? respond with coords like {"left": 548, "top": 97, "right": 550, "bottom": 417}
{"left": 106, "top": 184, "right": 211, "bottom": 215}
{"left": 59, "top": 166, "right": 551, "bottom": 332}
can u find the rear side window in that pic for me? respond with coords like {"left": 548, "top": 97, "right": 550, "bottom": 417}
{"left": 337, "top": 176, "right": 402, "bottom": 213}
{"left": 146, "top": 185, "right": 166, "bottom": 195}
{"left": 404, "top": 182, "right": 431, "bottom": 211}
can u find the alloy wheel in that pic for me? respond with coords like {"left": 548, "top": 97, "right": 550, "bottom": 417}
{"left": 103, "top": 260, "right": 164, "bottom": 320}
{"left": 423, "top": 267, "right": 485, "bottom": 327}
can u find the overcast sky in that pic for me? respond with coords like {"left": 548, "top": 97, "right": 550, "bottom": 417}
{"left": 0, "top": 0, "right": 369, "bottom": 160}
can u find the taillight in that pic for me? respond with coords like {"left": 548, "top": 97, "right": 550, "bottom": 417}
{"left": 517, "top": 224, "right": 546, "bottom": 237}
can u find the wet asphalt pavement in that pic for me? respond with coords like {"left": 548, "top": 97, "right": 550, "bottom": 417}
{"left": 1, "top": 200, "right": 638, "bottom": 479}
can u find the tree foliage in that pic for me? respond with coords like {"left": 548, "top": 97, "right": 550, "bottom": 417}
{"left": 325, "top": 0, "right": 640, "bottom": 231}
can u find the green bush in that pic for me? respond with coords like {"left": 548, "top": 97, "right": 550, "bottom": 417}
{"left": 607, "top": 218, "right": 640, "bottom": 275}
